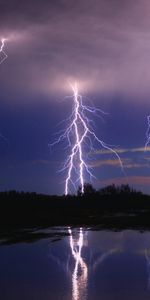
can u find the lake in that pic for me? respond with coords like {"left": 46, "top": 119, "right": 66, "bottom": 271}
{"left": 0, "top": 228, "right": 150, "bottom": 300}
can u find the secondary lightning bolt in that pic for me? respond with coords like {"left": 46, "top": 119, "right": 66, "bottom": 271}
{"left": 145, "top": 116, "right": 150, "bottom": 150}
{"left": 0, "top": 38, "right": 8, "bottom": 65}
{"left": 51, "top": 83, "right": 124, "bottom": 195}
{"left": 0, "top": 38, "right": 8, "bottom": 143}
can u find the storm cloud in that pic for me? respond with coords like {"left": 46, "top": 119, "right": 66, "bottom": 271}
{"left": 1, "top": 0, "right": 150, "bottom": 101}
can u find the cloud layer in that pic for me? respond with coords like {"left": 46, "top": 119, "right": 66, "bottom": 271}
{"left": 1, "top": 0, "right": 150, "bottom": 99}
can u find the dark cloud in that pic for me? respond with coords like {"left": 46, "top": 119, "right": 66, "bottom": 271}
{"left": 0, "top": 0, "right": 150, "bottom": 101}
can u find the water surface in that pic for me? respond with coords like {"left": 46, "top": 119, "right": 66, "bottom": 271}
{"left": 1, "top": 228, "right": 150, "bottom": 300}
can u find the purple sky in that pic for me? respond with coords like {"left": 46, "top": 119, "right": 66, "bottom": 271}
{"left": 0, "top": 0, "right": 150, "bottom": 194}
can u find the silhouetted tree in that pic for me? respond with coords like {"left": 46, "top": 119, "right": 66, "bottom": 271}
{"left": 98, "top": 184, "right": 117, "bottom": 196}
{"left": 119, "top": 184, "right": 131, "bottom": 194}
{"left": 77, "top": 183, "right": 96, "bottom": 196}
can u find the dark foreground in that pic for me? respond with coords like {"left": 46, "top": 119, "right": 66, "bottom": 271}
{"left": 0, "top": 184, "right": 150, "bottom": 245}
{"left": 0, "top": 185, "right": 150, "bottom": 229}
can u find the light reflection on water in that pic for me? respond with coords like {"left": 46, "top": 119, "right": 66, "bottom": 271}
{"left": 68, "top": 228, "right": 120, "bottom": 300}
{"left": 145, "top": 249, "right": 150, "bottom": 290}
{"left": 49, "top": 229, "right": 150, "bottom": 300}
{"left": 68, "top": 228, "right": 88, "bottom": 300}
{"left": 64, "top": 228, "right": 123, "bottom": 300}
{"left": 1, "top": 229, "right": 150, "bottom": 299}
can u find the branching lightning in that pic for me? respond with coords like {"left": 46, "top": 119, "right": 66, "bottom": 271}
{"left": 0, "top": 38, "right": 8, "bottom": 65}
{"left": 145, "top": 116, "right": 150, "bottom": 150}
{"left": 51, "top": 83, "right": 124, "bottom": 195}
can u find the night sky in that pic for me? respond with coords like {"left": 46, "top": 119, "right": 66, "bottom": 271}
{"left": 0, "top": 0, "right": 150, "bottom": 195}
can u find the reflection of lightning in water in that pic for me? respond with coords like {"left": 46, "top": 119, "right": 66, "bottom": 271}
{"left": 51, "top": 83, "right": 124, "bottom": 195}
{"left": 92, "top": 248, "right": 118, "bottom": 272}
{"left": 68, "top": 228, "right": 120, "bottom": 300}
{"left": 145, "top": 249, "right": 150, "bottom": 290}
{"left": 145, "top": 116, "right": 150, "bottom": 150}
{"left": 0, "top": 38, "right": 8, "bottom": 65}
{"left": 49, "top": 228, "right": 121, "bottom": 300}
{"left": 69, "top": 228, "right": 88, "bottom": 300}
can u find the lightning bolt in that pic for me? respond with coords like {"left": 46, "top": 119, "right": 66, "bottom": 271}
{"left": 0, "top": 38, "right": 8, "bottom": 65}
{"left": 51, "top": 83, "right": 124, "bottom": 195}
{"left": 145, "top": 116, "right": 150, "bottom": 150}
{"left": 0, "top": 38, "right": 8, "bottom": 144}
